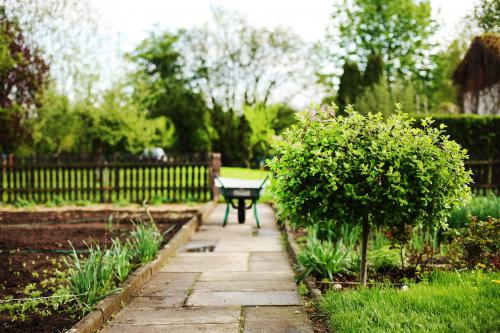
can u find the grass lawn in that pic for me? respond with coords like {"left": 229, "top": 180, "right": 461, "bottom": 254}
{"left": 220, "top": 167, "right": 270, "bottom": 180}
{"left": 220, "top": 167, "right": 273, "bottom": 202}
{"left": 320, "top": 270, "right": 500, "bottom": 333}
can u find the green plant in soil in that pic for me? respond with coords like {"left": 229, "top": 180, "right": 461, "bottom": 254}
{"left": 0, "top": 272, "right": 71, "bottom": 321}
{"left": 1, "top": 213, "right": 163, "bottom": 322}
{"left": 64, "top": 243, "right": 117, "bottom": 311}
{"left": 297, "top": 228, "right": 350, "bottom": 280}
{"left": 320, "top": 270, "right": 500, "bottom": 333}
{"left": 446, "top": 217, "right": 500, "bottom": 269}
{"left": 269, "top": 105, "right": 471, "bottom": 284}
{"left": 128, "top": 220, "right": 162, "bottom": 263}
{"left": 108, "top": 239, "right": 132, "bottom": 282}
{"left": 13, "top": 198, "right": 34, "bottom": 208}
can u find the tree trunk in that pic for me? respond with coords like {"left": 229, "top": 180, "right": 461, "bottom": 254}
{"left": 359, "top": 217, "right": 370, "bottom": 286}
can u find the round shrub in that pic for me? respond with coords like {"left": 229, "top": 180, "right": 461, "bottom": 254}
{"left": 269, "top": 105, "right": 471, "bottom": 283}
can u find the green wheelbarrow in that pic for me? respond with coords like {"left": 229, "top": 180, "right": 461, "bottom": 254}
{"left": 215, "top": 176, "right": 269, "bottom": 228}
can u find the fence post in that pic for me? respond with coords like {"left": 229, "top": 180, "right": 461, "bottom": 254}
{"left": 114, "top": 162, "right": 120, "bottom": 203}
{"left": 487, "top": 159, "right": 493, "bottom": 189}
{"left": 0, "top": 155, "right": 3, "bottom": 202}
{"left": 210, "top": 153, "right": 221, "bottom": 200}
{"left": 99, "top": 161, "right": 105, "bottom": 203}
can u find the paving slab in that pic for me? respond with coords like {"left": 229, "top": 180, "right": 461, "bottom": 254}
{"left": 136, "top": 272, "right": 199, "bottom": 295}
{"left": 108, "top": 306, "right": 241, "bottom": 326}
{"left": 191, "top": 226, "right": 255, "bottom": 240}
{"left": 161, "top": 253, "right": 249, "bottom": 272}
{"left": 102, "top": 323, "right": 239, "bottom": 333}
{"left": 186, "top": 291, "right": 301, "bottom": 306}
{"left": 194, "top": 280, "right": 298, "bottom": 292}
{"left": 249, "top": 252, "right": 289, "bottom": 261}
{"left": 243, "top": 306, "right": 314, "bottom": 333}
{"left": 198, "top": 271, "right": 294, "bottom": 282}
{"left": 214, "top": 240, "right": 283, "bottom": 252}
{"left": 175, "top": 252, "right": 248, "bottom": 257}
{"left": 251, "top": 229, "right": 282, "bottom": 237}
{"left": 249, "top": 260, "right": 294, "bottom": 273}
{"left": 126, "top": 295, "right": 187, "bottom": 308}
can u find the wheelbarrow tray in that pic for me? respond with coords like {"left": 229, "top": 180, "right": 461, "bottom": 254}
{"left": 215, "top": 176, "right": 268, "bottom": 227}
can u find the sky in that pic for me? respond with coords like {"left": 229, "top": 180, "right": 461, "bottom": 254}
{"left": 98, "top": 0, "right": 476, "bottom": 50}
{"left": 89, "top": 0, "right": 476, "bottom": 105}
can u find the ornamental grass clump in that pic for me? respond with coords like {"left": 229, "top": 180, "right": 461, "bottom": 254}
{"left": 65, "top": 244, "right": 116, "bottom": 311}
{"left": 297, "top": 228, "right": 350, "bottom": 280}
{"left": 129, "top": 221, "right": 162, "bottom": 263}
{"left": 269, "top": 105, "right": 471, "bottom": 284}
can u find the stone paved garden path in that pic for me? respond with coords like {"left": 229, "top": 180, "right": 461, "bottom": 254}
{"left": 101, "top": 204, "right": 314, "bottom": 333}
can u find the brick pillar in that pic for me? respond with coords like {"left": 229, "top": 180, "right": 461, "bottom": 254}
{"left": 210, "top": 153, "right": 221, "bottom": 200}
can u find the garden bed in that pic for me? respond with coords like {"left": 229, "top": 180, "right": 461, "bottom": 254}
{"left": 284, "top": 218, "right": 500, "bottom": 333}
{"left": 0, "top": 209, "right": 196, "bottom": 333}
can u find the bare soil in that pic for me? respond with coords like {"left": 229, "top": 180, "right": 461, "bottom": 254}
{"left": 0, "top": 209, "right": 195, "bottom": 333}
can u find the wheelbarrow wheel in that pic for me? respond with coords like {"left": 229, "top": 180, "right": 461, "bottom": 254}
{"left": 237, "top": 199, "right": 246, "bottom": 224}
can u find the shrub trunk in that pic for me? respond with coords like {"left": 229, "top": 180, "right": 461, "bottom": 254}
{"left": 360, "top": 217, "right": 370, "bottom": 285}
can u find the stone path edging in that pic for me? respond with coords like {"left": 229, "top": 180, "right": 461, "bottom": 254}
{"left": 282, "top": 219, "right": 323, "bottom": 302}
{"left": 67, "top": 200, "right": 218, "bottom": 333}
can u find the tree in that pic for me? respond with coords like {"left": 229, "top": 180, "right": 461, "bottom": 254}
{"left": 209, "top": 107, "right": 251, "bottom": 166}
{"left": 361, "top": 53, "right": 384, "bottom": 88}
{"left": 327, "top": 0, "right": 437, "bottom": 83}
{"left": 427, "top": 39, "right": 467, "bottom": 112}
{"left": 1, "top": 0, "right": 103, "bottom": 97}
{"left": 179, "top": 8, "right": 317, "bottom": 112}
{"left": 392, "top": 79, "right": 417, "bottom": 114}
{"left": 77, "top": 84, "right": 175, "bottom": 155}
{"left": 32, "top": 84, "right": 175, "bottom": 156}
{"left": 33, "top": 86, "right": 84, "bottom": 155}
{"left": 336, "top": 61, "right": 362, "bottom": 112}
{"left": 355, "top": 76, "right": 418, "bottom": 117}
{"left": 269, "top": 106, "right": 471, "bottom": 285}
{"left": 243, "top": 104, "right": 279, "bottom": 165}
{"left": 271, "top": 104, "right": 298, "bottom": 134}
{"left": 474, "top": 0, "right": 500, "bottom": 32}
{"left": 0, "top": 9, "right": 49, "bottom": 154}
{"left": 354, "top": 77, "right": 392, "bottom": 117}
{"left": 129, "top": 32, "right": 212, "bottom": 153}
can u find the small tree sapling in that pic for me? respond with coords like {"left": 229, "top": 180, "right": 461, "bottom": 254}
{"left": 269, "top": 105, "right": 471, "bottom": 285}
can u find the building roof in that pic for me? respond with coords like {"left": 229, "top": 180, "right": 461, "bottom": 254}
{"left": 452, "top": 33, "right": 500, "bottom": 92}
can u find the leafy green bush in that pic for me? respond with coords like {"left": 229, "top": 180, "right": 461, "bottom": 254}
{"left": 270, "top": 106, "right": 471, "bottom": 283}
{"left": 415, "top": 114, "right": 500, "bottom": 160}
{"left": 448, "top": 194, "right": 500, "bottom": 229}
{"left": 369, "top": 246, "right": 400, "bottom": 273}
{"left": 446, "top": 217, "right": 500, "bottom": 269}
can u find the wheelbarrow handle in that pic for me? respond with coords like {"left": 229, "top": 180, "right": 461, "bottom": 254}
{"left": 214, "top": 175, "right": 226, "bottom": 191}
{"left": 259, "top": 175, "right": 270, "bottom": 190}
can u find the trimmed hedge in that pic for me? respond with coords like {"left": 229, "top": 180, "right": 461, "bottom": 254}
{"left": 415, "top": 115, "right": 500, "bottom": 160}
